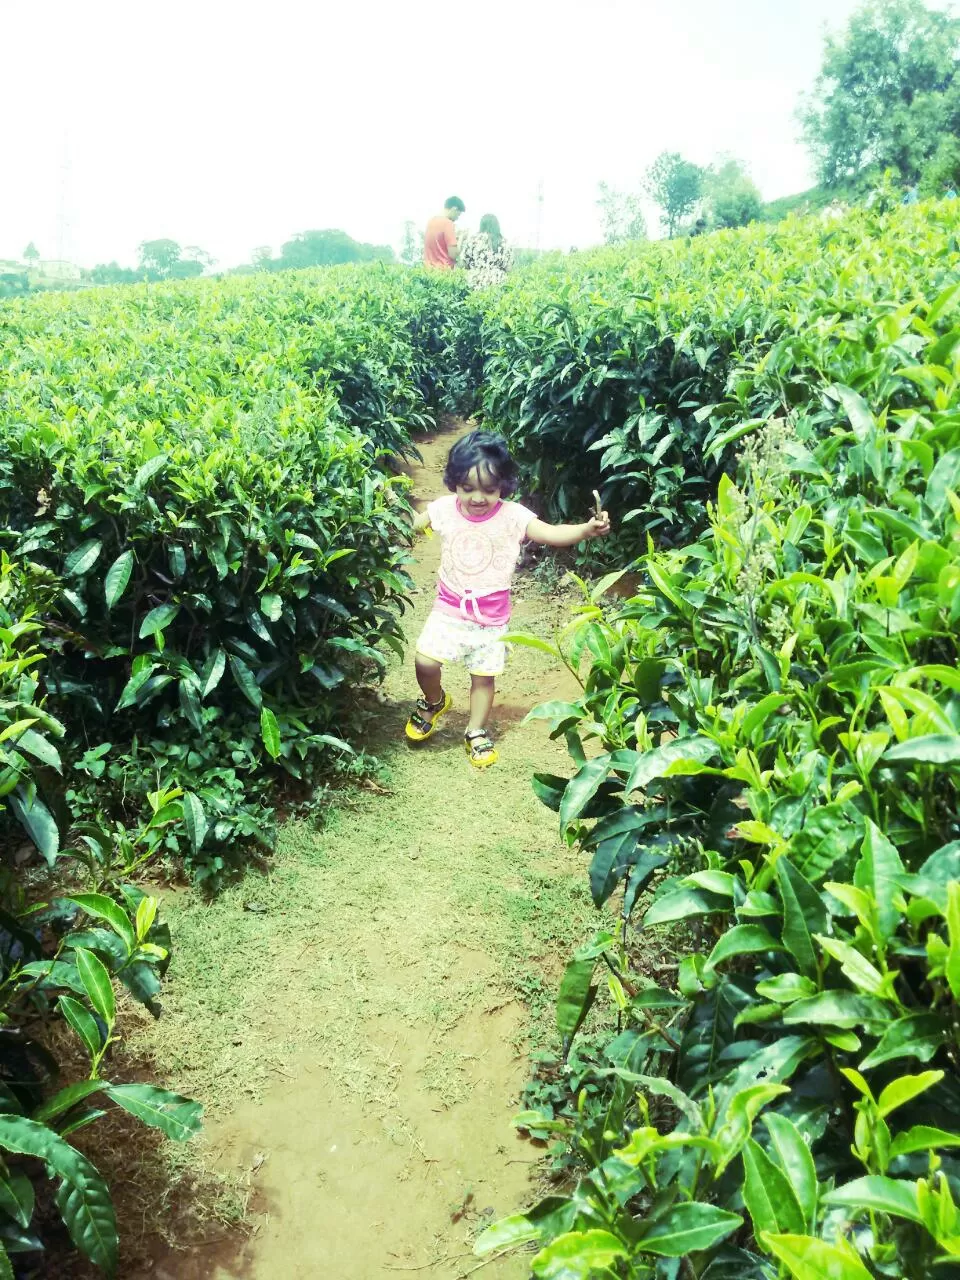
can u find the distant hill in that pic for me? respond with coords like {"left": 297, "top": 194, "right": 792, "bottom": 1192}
{"left": 758, "top": 185, "right": 840, "bottom": 223}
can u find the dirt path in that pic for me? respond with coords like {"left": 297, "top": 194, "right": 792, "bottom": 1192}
{"left": 120, "top": 421, "right": 594, "bottom": 1280}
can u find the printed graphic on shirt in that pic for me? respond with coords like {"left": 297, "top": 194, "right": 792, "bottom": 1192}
{"left": 460, "top": 231, "right": 513, "bottom": 289}
{"left": 427, "top": 496, "right": 534, "bottom": 598}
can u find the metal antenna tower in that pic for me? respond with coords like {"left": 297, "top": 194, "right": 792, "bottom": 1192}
{"left": 57, "top": 131, "right": 71, "bottom": 263}
{"left": 534, "top": 178, "right": 544, "bottom": 253}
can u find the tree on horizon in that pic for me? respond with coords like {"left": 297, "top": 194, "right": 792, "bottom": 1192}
{"left": 596, "top": 183, "right": 647, "bottom": 245}
{"left": 801, "top": 0, "right": 960, "bottom": 189}
{"left": 644, "top": 153, "right": 704, "bottom": 237}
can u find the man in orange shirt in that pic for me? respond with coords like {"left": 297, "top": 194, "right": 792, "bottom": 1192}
{"left": 423, "top": 197, "right": 465, "bottom": 270}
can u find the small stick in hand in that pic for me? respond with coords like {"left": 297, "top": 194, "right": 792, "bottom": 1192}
{"left": 592, "top": 489, "right": 603, "bottom": 521}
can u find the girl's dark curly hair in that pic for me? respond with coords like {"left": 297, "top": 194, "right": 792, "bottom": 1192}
{"left": 443, "top": 430, "right": 519, "bottom": 497}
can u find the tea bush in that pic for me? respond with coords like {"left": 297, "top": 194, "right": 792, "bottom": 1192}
{"left": 0, "top": 558, "right": 198, "bottom": 1277}
{"left": 0, "top": 262, "right": 479, "bottom": 1267}
{"left": 0, "top": 267, "right": 477, "bottom": 883}
{"left": 481, "top": 207, "right": 960, "bottom": 1277}
{"left": 481, "top": 201, "right": 960, "bottom": 561}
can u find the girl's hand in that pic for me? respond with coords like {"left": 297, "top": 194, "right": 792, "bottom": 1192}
{"left": 587, "top": 489, "right": 611, "bottom": 538}
{"left": 585, "top": 511, "right": 612, "bottom": 538}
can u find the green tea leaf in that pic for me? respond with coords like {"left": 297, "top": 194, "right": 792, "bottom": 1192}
{"left": 499, "top": 632, "right": 562, "bottom": 658}
{"left": 638, "top": 1203, "right": 741, "bottom": 1256}
{"left": 815, "top": 935, "right": 888, "bottom": 996}
{"left": 876, "top": 1070, "right": 943, "bottom": 1118}
{"left": 9, "top": 788, "right": 59, "bottom": 865}
{"left": 64, "top": 539, "right": 103, "bottom": 578}
{"left": 200, "top": 648, "right": 226, "bottom": 698}
{"left": 644, "top": 885, "right": 730, "bottom": 926}
{"left": 178, "top": 679, "right": 203, "bottom": 732}
{"left": 860, "top": 1012, "right": 946, "bottom": 1069}
{"left": 138, "top": 603, "right": 179, "bottom": 639}
{"left": 260, "top": 593, "right": 283, "bottom": 622}
{"left": 558, "top": 754, "right": 611, "bottom": 827}
{"left": 168, "top": 543, "right": 186, "bottom": 579}
{"left": 57, "top": 996, "right": 105, "bottom": 1060}
{"left": 646, "top": 560, "right": 687, "bottom": 611}
{"left": 889, "top": 1124, "right": 960, "bottom": 1159}
{"left": 947, "top": 881, "right": 960, "bottom": 1001}
{"left": 761, "top": 1231, "right": 873, "bottom": 1280}
{"left": 0, "top": 1171, "right": 34, "bottom": 1231}
{"left": 20, "top": 960, "right": 85, "bottom": 996}
{"left": 475, "top": 1197, "right": 577, "bottom": 1256}
{"left": 776, "top": 858, "right": 826, "bottom": 979}
{"left": 65, "top": 894, "right": 136, "bottom": 954}
{"left": 74, "top": 948, "right": 115, "bottom": 1031}
{"left": 0, "top": 1114, "right": 117, "bottom": 1274}
{"left": 208, "top": 544, "right": 228, "bottom": 579}
{"left": 705, "top": 924, "right": 785, "bottom": 971}
{"left": 104, "top": 550, "right": 134, "bottom": 609}
{"left": 556, "top": 956, "right": 597, "bottom": 1043}
{"left": 789, "top": 802, "right": 864, "bottom": 881}
{"left": 135, "top": 896, "right": 158, "bottom": 942}
{"left": 927, "top": 446, "right": 960, "bottom": 514}
{"left": 260, "top": 707, "right": 281, "bottom": 760}
{"left": 783, "top": 990, "right": 888, "bottom": 1030}
{"left": 763, "top": 1113, "right": 819, "bottom": 1229}
{"left": 854, "top": 821, "right": 905, "bottom": 943}
{"left": 927, "top": 279, "right": 960, "bottom": 325}
{"left": 755, "top": 973, "right": 817, "bottom": 1004}
{"left": 531, "top": 773, "right": 565, "bottom": 812}
{"left": 115, "top": 662, "right": 156, "bottom": 710}
{"left": 474, "top": 1213, "right": 542, "bottom": 1254}
{"left": 16, "top": 727, "right": 62, "bottom": 771}
{"left": 630, "top": 1075, "right": 704, "bottom": 1130}
{"left": 824, "top": 1175, "right": 923, "bottom": 1224}
{"left": 624, "top": 736, "right": 719, "bottom": 793}
{"left": 531, "top": 1229, "right": 628, "bottom": 1277}
{"left": 832, "top": 384, "right": 875, "bottom": 441}
{"left": 134, "top": 453, "right": 169, "bottom": 488}
{"left": 523, "top": 701, "right": 584, "bottom": 725}
{"left": 33, "top": 1080, "right": 104, "bottom": 1126}
{"left": 742, "top": 693, "right": 790, "bottom": 741}
{"left": 181, "top": 792, "right": 208, "bottom": 852}
{"left": 884, "top": 733, "right": 960, "bottom": 766}
{"left": 741, "top": 1137, "right": 806, "bottom": 1236}
{"left": 228, "top": 654, "right": 262, "bottom": 709}
{"left": 104, "top": 1084, "right": 202, "bottom": 1141}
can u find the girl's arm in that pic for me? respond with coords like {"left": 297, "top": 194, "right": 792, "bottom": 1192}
{"left": 526, "top": 512, "right": 611, "bottom": 547}
{"left": 411, "top": 508, "right": 432, "bottom": 533}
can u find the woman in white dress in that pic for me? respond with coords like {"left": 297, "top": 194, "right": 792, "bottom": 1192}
{"left": 460, "top": 214, "right": 513, "bottom": 289}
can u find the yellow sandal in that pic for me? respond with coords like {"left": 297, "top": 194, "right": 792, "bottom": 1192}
{"left": 405, "top": 691, "right": 452, "bottom": 742}
{"left": 464, "top": 729, "right": 498, "bottom": 769}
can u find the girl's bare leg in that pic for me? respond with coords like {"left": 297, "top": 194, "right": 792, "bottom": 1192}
{"left": 415, "top": 653, "right": 444, "bottom": 704}
{"left": 467, "top": 675, "right": 496, "bottom": 732}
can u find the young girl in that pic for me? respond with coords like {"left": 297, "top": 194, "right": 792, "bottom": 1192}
{"left": 405, "top": 430, "right": 611, "bottom": 768}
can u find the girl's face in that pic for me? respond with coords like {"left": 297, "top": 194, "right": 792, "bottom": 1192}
{"left": 456, "top": 465, "right": 503, "bottom": 515}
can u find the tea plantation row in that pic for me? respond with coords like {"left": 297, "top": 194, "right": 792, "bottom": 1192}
{"left": 478, "top": 203, "right": 960, "bottom": 1278}
{"left": 482, "top": 200, "right": 960, "bottom": 558}
{"left": 0, "top": 266, "right": 477, "bottom": 884}
{"left": 0, "top": 266, "right": 477, "bottom": 1273}
{"left": 4, "top": 203, "right": 960, "bottom": 1277}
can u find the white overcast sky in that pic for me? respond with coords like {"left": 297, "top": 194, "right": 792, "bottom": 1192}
{"left": 1, "top": 0, "right": 949, "bottom": 269}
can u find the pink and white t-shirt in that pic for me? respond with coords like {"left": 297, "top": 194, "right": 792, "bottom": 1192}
{"left": 426, "top": 495, "right": 536, "bottom": 626}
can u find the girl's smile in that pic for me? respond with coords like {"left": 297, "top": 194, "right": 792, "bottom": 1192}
{"left": 456, "top": 464, "right": 503, "bottom": 515}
